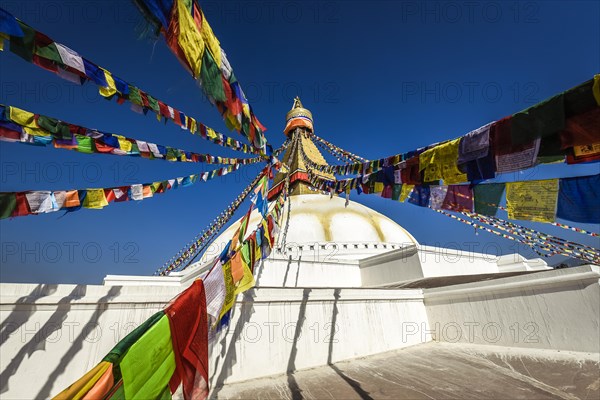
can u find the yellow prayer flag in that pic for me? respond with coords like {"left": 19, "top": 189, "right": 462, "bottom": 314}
{"left": 234, "top": 260, "right": 255, "bottom": 295}
{"left": 9, "top": 106, "right": 37, "bottom": 128}
{"left": 242, "top": 103, "right": 251, "bottom": 119}
{"left": 220, "top": 261, "right": 236, "bottom": 319}
{"left": 419, "top": 139, "right": 467, "bottom": 184}
{"left": 113, "top": 134, "right": 132, "bottom": 153}
{"left": 177, "top": 0, "right": 205, "bottom": 77}
{"left": 24, "top": 126, "right": 51, "bottom": 137}
{"left": 199, "top": 10, "right": 221, "bottom": 68}
{"left": 83, "top": 189, "right": 108, "bottom": 209}
{"left": 98, "top": 68, "right": 117, "bottom": 98}
{"left": 400, "top": 184, "right": 414, "bottom": 202}
{"left": 189, "top": 117, "right": 197, "bottom": 134}
{"left": 373, "top": 182, "right": 384, "bottom": 194}
{"left": 506, "top": 179, "right": 559, "bottom": 223}
{"left": 206, "top": 127, "right": 218, "bottom": 140}
{"left": 52, "top": 361, "right": 111, "bottom": 400}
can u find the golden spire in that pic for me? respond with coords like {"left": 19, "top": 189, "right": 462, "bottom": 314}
{"left": 269, "top": 99, "right": 334, "bottom": 199}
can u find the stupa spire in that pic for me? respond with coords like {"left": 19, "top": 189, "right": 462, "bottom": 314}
{"left": 268, "top": 98, "right": 334, "bottom": 199}
{"left": 284, "top": 96, "right": 314, "bottom": 135}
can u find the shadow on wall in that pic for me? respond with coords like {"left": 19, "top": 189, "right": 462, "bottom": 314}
{"left": 36, "top": 286, "right": 122, "bottom": 399}
{"left": 208, "top": 289, "right": 256, "bottom": 399}
{"left": 327, "top": 288, "right": 374, "bottom": 400}
{"left": 0, "top": 285, "right": 122, "bottom": 398}
{"left": 286, "top": 288, "right": 311, "bottom": 400}
{"left": 208, "top": 286, "right": 376, "bottom": 399}
{"left": 1, "top": 285, "right": 87, "bottom": 394}
{"left": 0, "top": 284, "right": 59, "bottom": 347}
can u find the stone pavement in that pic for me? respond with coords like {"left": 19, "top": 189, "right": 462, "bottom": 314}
{"left": 214, "top": 342, "right": 600, "bottom": 400}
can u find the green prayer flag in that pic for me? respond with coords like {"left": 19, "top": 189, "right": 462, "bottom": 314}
{"left": 103, "top": 311, "right": 164, "bottom": 364}
{"left": 241, "top": 240, "right": 251, "bottom": 266}
{"left": 200, "top": 50, "right": 227, "bottom": 102}
{"left": 128, "top": 85, "right": 143, "bottom": 106}
{"left": 129, "top": 141, "right": 140, "bottom": 155}
{"left": 563, "top": 79, "right": 596, "bottom": 116}
{"left": 35, "top": 43, "right": 62, "bottom": 63}
{"left": 75, "top": 135, "right": 94, "bottom": 153}
{"left": 9, "top": 21, "right": 35, "bottom": 62}
{"left": 146, "top": 94, "right": 160, "bottom": 112}
{"left": 0, "top": 193, "right": 17, "bottom": 219}
{"left": 120, "top": 315, "right": 176, "bottom": 400}
{"left": 511, "top": 94, "right": 565, "bottom": 146}
{"left": 157, "top": 386, "right": 173, "bottom": 400}
{"left": 474, "top": 183, "right": 505, "bottom": 217}
{"left": 37, "top": 115, "right": 71, "bottom": 140}
{"left": 392, "top": 184, "right": 402, "bottom": 201}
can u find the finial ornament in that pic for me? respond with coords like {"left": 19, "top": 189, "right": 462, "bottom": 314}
{"left": 284, "top": 97, "right": 313, "bottom": 135}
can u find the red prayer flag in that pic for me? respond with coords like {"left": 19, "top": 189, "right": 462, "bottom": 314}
{"left": 12, "top": 193, "right": 31, "bottom": 217}
{"left": 442, "top": 185, "right": 474, "bottom": 212}
{"left": 0, "top": 125, "right": 21, "bottom": 141}
{"left": 166, "top": 280, "right": 209, "bottom": 400}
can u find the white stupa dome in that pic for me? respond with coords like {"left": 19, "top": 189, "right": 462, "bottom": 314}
{"left": 203, "top": 194, "right": 417, "bottom": 260}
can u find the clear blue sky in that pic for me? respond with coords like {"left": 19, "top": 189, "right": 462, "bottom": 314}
{"left": 1, "top": 0, "right": 599, "bottom": 284}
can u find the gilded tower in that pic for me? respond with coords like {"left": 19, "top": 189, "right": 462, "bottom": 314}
{"left": 268, "top": 98, "right": 335, "bottom": 199}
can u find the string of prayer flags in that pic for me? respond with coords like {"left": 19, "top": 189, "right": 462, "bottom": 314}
{"left": 434, "top": 209, "right": 556, "bottom": 259}
{"left": 304, "top": 76, "right": 599, "bottom": 187}
{"left": 158, "top": 166, "right": 273, "bottom": 275}
{"left": 0, "top": 164, "right": 241, "bottom": 219}
{"left": 506, "top": 179, "right": 559, "bottom": 223}
{"left": 132, "top": 0, "right": 268, "bottom": 151}
{"left": 203, "top": 189, "right": 285, "bottom": 326}
{"left": 54, "top": 279, "right": 211, "bottom": 400}
{"left": 464, "top": 211, "right": 600, "bottom": 263}
{"left": 0, "top": 105, "right": 263, "bottom": 166}
{"left": 309, "top": 132, "right": 367, "bottom": 162}
{"left": 434, "top": 208, "right": 600, "bottom": 264}
{"left": 0, "top": 8, "right": 261, "bottom": 155}
{"left": 557, "top": 175, "right": 600, "bottom": 223}
{"left": 312, "top": 160, "right": 599, "bottom": 226}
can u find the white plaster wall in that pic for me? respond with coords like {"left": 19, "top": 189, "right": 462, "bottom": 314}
{"left": 208, "top": 287, "right": 428, "bottom": 389}
{"left": 424, "top": 265, "right": 600, "bottom": 353}
{"left": 417, "top": 245, "right": 500, "bottom": 277}
{"left": 253, "top": 257, "right": 362, "bottom": 287}
{"left": 0, "top": 284, "right": 179, "bottom": 400}
{"left": 359, "top": 246, "right": 424, "bottom": 287}
{"left": 0, "top": 284, "right": 428, "bottom": 399}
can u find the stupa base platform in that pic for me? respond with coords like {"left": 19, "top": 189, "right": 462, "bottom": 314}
{"left": 214, "top": 342, "right": 600, "bottom": 400}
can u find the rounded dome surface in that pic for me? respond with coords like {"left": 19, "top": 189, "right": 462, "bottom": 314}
{"left": 210, "top": 194, "right": 418, "bottom": 251}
